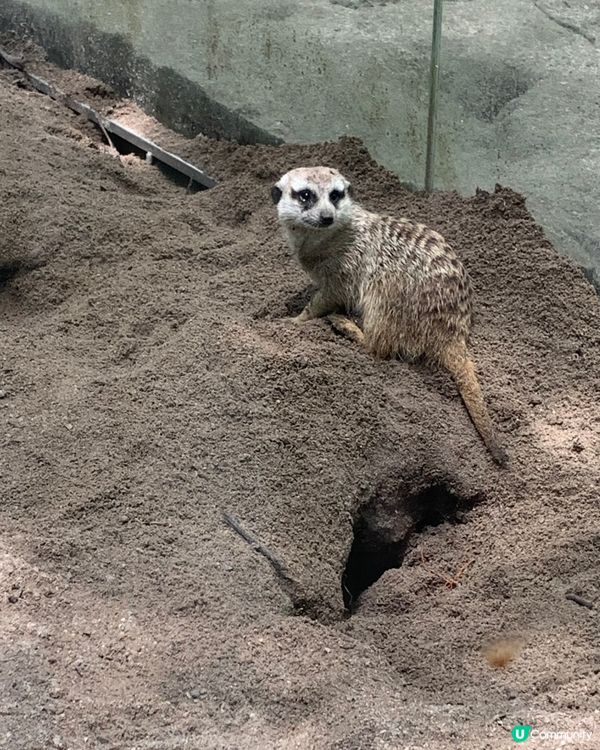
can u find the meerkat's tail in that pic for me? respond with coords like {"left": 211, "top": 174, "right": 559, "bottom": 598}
{"left": 440, "top": 342, "right": 508, "bottom": 467}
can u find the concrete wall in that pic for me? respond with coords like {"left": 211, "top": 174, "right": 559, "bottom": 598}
{"left": 1, "top": 0, "right": 599, "bottom": 288}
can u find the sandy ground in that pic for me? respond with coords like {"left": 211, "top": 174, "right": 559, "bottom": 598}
{"left": 0, "top": 49, "right": 599, "bottom": 750}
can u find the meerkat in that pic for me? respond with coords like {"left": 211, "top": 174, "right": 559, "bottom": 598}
{"left": 271, "top": 166, "right": 508, "bottom": 466}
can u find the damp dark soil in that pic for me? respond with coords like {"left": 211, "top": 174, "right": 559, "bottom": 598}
{"left": 1, "top": 48, "right": 599, "bottom": 750}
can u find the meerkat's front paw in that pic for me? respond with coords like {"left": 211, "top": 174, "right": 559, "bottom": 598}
{"left": 288, "top": 311, "right": 310, "bottom": 325}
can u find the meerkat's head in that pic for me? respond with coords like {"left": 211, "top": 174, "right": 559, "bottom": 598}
{"left": 271, "top": 167, "right": 354, "bottom": 231}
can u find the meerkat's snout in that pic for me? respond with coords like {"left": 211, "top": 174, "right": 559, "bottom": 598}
{"left": 271, "top": 166, "right": 353, "bottom": 231}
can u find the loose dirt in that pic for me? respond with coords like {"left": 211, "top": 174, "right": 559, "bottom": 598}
{"left": 1, "top": 45, "right": 599, "bottom": 750}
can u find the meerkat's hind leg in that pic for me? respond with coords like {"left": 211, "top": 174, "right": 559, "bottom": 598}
{"left": 328, "top": 314, "right": 365, "bottom": 345}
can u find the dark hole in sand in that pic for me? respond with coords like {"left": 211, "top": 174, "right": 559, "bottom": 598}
{"left": 342, "top": 484, "right": 477, "bottom": 612}
{"left": 0, "top": 257, "right": 45, "bottom": 286}
{"left": 0, "top": 260, "right": 23, "bottom": 285}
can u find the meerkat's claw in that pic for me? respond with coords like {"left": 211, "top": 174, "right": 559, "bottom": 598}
{"left": 288, "top": 313, "right": 308, "bottom": 325}
{"left": 285, "top": 308, "right": 312, "bottom": 326}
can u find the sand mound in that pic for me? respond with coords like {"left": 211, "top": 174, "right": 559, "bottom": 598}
{"left": 1, "top": 58, "right": 599, "bottom": 749}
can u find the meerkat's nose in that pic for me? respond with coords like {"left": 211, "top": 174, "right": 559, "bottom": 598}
{"left": 319, "top": 214, "right": 334, "bottom": 227}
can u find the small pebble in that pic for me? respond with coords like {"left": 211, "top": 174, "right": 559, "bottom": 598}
{"left": 0, "top": 389, "right": 7, "bottom": 399}
{"left": 49, "top": 682, "right": 64, "bottom": 699}
{"left": 189, "top": 687, "right": 206, "bottom": 700}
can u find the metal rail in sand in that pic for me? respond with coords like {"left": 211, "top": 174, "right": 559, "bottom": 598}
{"left": 0, "top": 46, "right": 217, "bottom": 191}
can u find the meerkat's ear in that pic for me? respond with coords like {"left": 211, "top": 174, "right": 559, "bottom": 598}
{"left": 346, "top": 182, "right": 354, "bottom": 198}
{"left": 271, "top": 185, "right": 282, "bottom": 204}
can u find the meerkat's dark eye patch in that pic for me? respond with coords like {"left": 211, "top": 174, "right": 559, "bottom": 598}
{"left": 329, "top": 189, "right": 345, "bottom": 205}
{"left": 292, "top": 188, "right": 317, "bottom": 209}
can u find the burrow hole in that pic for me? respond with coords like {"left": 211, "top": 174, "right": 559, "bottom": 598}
{"left": 342, "top": 483, "right": 481, "bottom": 612}
{"left": 0, "top": 257, "right": 46, "bottom": 286}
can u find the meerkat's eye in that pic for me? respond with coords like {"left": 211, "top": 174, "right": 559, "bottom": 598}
{"left": 292, "top": 188, "right": 316, "bottom": 208}
{"left": 297, "top": 189, "right": 313, "bottom": 203}
{"left": 329, "top": 189, "right": 344, "bottom": 205}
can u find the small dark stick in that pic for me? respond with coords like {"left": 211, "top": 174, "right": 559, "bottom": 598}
{"left": 222, "top": 512, "right": 308, "bottom": 611}
{"left": 97, "top": 119, "right": 118, "bottom": 156}
{"left": 565, "top": 592, "right": 594, "bottom": 610}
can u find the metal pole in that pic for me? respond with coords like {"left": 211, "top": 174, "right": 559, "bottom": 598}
{"left": 425, "top": 0, "right": 443, "bottom": 192}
